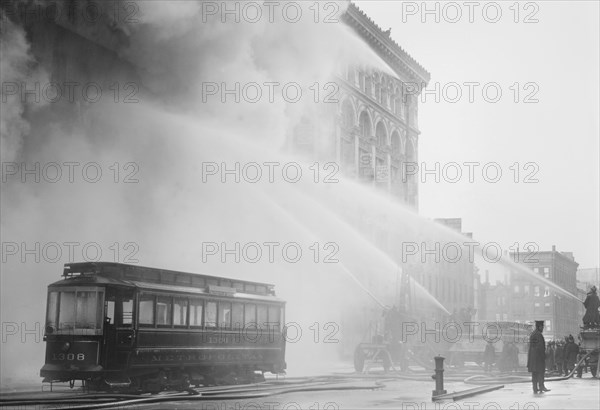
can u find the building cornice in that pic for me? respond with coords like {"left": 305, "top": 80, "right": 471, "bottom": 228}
{"left": 343, "top": 2, "right": 431, "bottom": 86}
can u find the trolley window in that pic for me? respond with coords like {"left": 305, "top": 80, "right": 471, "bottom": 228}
{"left": 121, "top": 297, "right": 133, "bottom": 326}
{"left": 245, "top": 304, "right": 256, "bottom": 327}
{"left": 58, "top": 291, "right": 76, "bottom": 328}
{"left": 46, "top": 291, "right": 58, "bottom": 329}
{"left": 174, "top": 298, "right": 188, "bottom": 326}
{"left": 190, "top": 298, "right": 203, "bottom": 327}
{"left": 76, "top": 291, "right": 101, "bottom": 329}
{"left": 105, "top": 299, "right": 115, "bottom": 324}
{"left": 46, "top": 287, "right": 104, "bottom": 335}
{"left": 232, "top": 303, "right": 244, "bottom": 329}
{"left": 257, "top": 304, "right": 268, "bottom": 329}
{"left": 268, "top": 305, "right": 281, "bottom": 330}
{"left": 139, "top": 294, "right": 155, "bottom": 325}
{"left": 156, "top": 296, "right": 172, "bottom": 326}
{"left": 219, "top": 302, "right": 231, "bottom": 329}
{"left": 205, "top": 301, "right": 217, "bottom": 328}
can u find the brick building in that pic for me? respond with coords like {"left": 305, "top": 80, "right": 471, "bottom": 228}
{"left": 478, "top": 246, "right": 581, "bottom": 340}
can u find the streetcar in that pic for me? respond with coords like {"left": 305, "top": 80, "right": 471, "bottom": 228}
{"left": 40, "top": 262, "right": 286, "bottom": 391}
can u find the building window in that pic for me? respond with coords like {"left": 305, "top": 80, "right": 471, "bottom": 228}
{"left": 495, "top": 313, "right": 501, "bottom": 321}
{"left": 544, "top": 302, "right": 551, "bottom": 313}
{"left": 544, "top": 286, "right": 550, "bottom": 297}
{"left": 534, "top": 302, "right": 540, "bottom": 312}
{"left": 514, "top": 285, "right": 520, "bottom": 293}
{"left": 544, "top": 268, "right": 549, "bottom": 273}
{"left": 524, "top": 284, "right": 530, "bottom": 295}
{"left": 546, "top": 320, "right": 552, "bottom": 331}
{"left": 533, "top": 268, "right": 539, "bottom": 273}
{"left": 503, "top": 313, "right": 508, "bottom": 321}
{"left": 534, "top": 286, "right": 540, "bottom": 297}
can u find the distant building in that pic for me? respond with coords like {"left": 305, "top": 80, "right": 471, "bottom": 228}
{"left": 398, "top": 218, "right": 477, "bottom": 325}
{"left": 506, "top": 246, "right": 580, "bottom": 339}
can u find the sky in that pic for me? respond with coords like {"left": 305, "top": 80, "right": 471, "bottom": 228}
{"left": 354, "top": 0, "right": 600, "bottom": 269}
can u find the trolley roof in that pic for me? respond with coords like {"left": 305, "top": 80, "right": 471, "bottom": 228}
{"left": 48, "top": 262, "right": 282, "bottom": 302}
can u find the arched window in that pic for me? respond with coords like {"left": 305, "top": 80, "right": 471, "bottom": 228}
{"left": 359, "top": 111, "right": 372, "bottom": 139}
{"left": 375, "top": 122, "right": 387, "bottom": 147}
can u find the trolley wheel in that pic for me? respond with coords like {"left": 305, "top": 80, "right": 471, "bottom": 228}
{"left": 354, "top": 346, "right": 365, "bottom": 372}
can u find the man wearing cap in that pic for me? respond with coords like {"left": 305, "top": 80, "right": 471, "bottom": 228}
{"left": 565, "top": 335, "right": 579, "bottom": 374}
{"left": 527, "top": 320, "right": 550, "bottom": 393}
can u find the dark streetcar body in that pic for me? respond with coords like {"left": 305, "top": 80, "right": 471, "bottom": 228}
{"left": 40, "top": 262, "right": 286, "bottom": 391}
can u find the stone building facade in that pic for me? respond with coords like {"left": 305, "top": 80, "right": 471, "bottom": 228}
{"left": 334, "top": 3, "right": 430, "bottom": 210}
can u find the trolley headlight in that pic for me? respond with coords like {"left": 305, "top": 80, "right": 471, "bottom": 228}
{"left": 61, "top": 342, "right": 71, "bottom": 352}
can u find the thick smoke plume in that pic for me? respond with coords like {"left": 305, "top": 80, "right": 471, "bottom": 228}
{"left": 1, "top": 0, "right": 399, "bottom": 385}
{"left": 0, "top": 13, "right": 48, "bottom": 162}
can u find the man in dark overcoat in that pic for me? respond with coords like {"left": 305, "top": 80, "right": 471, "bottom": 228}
{"left": 527, "top": 320, "right": 550, "bottom": 393}
{"left": 483, "top": 341, "right": 495, "bottom": 372}
{"left": 564, "top": 335, "right": 579, "bottom": 374}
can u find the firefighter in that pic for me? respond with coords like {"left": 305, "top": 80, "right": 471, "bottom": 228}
{"left": 527, "top": 320, "right": 550, "bottom": 393}
{"left": 583, "top": 285, "right": 600, "bottom": 328}
{"left": 564, "top": 335, "right": 579, "bottom": 375}
{"left": 483, "top": 341, "right": 495, "bottom": 372}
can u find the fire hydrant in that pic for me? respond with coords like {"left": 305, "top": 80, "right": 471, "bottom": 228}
{"left": 431, "top": 355, "right": 447, "bottom": 397}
